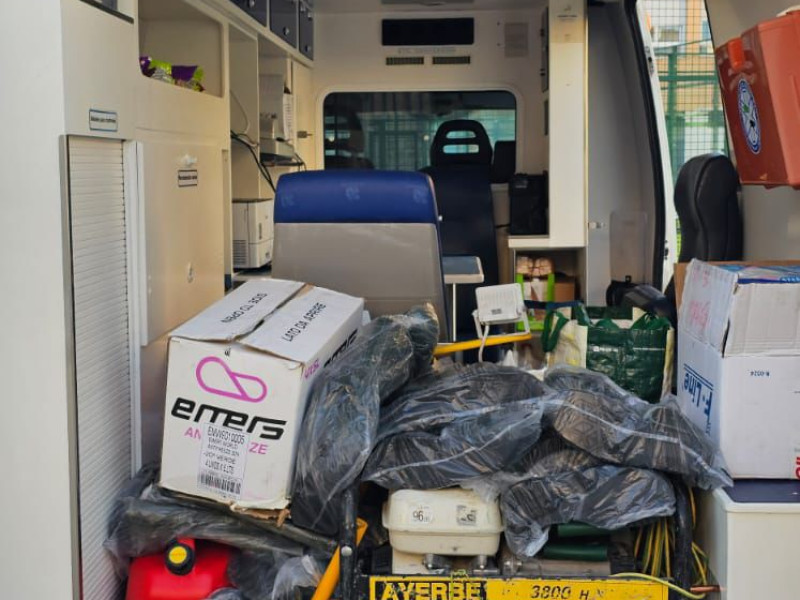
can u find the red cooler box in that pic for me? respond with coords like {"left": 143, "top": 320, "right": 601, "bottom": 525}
{"left": 716, "top": 10, "right": 800, "bottom": 188}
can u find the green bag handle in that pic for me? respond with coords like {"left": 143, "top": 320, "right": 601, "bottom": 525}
{"left": 630, "top": 312, "right": 672, "bottom": 331}
{"left": 574, "top": 304, "right": 593, "bottom": 327}
{"left": 542, "top": 309, "right": 570, "bottom": 353}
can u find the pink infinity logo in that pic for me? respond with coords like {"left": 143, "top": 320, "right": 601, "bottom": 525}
{"left": 195, "top": 356, "right": 267, "bottom": 403}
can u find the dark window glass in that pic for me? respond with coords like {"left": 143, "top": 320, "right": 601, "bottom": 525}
{"left": 323, "top": 90, "right": 516, "bottom": 171}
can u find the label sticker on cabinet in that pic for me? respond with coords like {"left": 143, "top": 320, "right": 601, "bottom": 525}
{"left": 197, "top": 423, "right": 248, "bottom": 499}
{"left": 88, "top": 109, "right": 118, "bottom": 132}
{"left": 178, "top": 169, "right": 199, "bottom": 188}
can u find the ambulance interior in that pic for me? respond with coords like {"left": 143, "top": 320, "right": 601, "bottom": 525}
{"left": 2, "top": 0, "right": 800, "bottom": 598}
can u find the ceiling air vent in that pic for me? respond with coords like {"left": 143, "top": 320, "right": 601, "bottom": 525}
{"left": 382, "top": 0, "right": 473, "bottom": 5}
{"left": 386, "top": 56, "right": 426, "bottom": 66}
{"left": 504, "top": 22, "right": 530, "bottom": 58}
{"left": 433, "top": 55, "right": 471, "bottom": 65}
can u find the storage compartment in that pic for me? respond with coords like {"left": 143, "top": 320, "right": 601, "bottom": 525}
{"left": 228, "top": 0, "right": 268, "bottom": 26}
{"left": 515, "top": 250, "right": 580, "bottom": 301}
{"left": 230, "top": 27, "right": 270, "bottom": 199}
{"left": 509, "top": 173, "right": 548, "bottom": 236}
{"left": 138, "top": 0, "right": 224, "bottom": 97}
{"left": 716, "top": 10, "right": 800, "bottom": 188}
{"left": 383, "top": 489, "right": 503, "bottom": 557}
{"left": 138, "top": 139, "right": 226, "bottom": 346}
{"left": 270, "top": 0, "right": 298, "bottom": 48}
{"left": 299, "top": 0, "right": 314, "bottom": 60}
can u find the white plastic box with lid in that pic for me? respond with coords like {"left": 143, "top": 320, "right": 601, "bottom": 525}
{"left": 677, "top": 260, "right": 800, "bottom": 479}
{"left": 160, "top": 279, "right": 364, "bottom": 509}
{"left": 383, "top": 489, "right": 504, "bottom": 557}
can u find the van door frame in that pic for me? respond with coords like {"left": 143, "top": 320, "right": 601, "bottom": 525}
{"left": 624, "top": 0, "right": 673, "bottom": 289}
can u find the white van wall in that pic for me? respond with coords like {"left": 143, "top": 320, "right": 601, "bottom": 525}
{"left": 706, "top": 0, "right": 800, "bottom": 259}
{"left": 312, "top": 8, "right": 547, "bottom": 174}
{"left": 0, "top": 3, "right": 77, "bottom": 600}
{"left": 586, "top": 2, "right": 658, "bottom": 302}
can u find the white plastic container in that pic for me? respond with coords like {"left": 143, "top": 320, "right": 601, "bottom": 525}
{"left": 383, "top": 489, "right": 504, "bottom": 556}
{"left": 699, "top": 482, "right": 800, "bottom": 600}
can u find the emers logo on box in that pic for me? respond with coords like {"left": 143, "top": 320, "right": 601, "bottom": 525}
{"left": 171, "top": 398, "right": 287, "bottom": 440}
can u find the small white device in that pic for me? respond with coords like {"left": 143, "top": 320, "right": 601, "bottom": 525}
{"left": 472, "top": 284, "right": 529, "bottom": 361}
{"left": 233, "top": 198, "right": 274, "bottom": 269}
{"left": 474, "top": 284, "right": 528, "bottom": 326}
{"left": 383, "top": 489, "right": 504, "bottom": 574}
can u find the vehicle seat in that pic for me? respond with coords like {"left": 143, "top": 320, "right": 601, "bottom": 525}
{"left": 324, "top": 111, "right": 375, "bottom": 170}
{"left": 665, "top": 153, "right": 743, "bottom": 320}
{"left": 491, "top": 140, "right": 516, "bottom": 184}
{"left": 422, "top": 120, "right": 499, "bottom": 337}
{"left": 271, "top": 170, "right": 450, "bottom": 340}
{"left": 674, "top": 153, "right": 742, "bottom": 264}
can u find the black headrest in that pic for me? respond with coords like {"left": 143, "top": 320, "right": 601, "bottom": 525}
{"left": 674, "top": 153, "right": 742, "bottom": 263}
{"left": 430, "top": 119, "right": 493, "bottom": 167}
{"left": 491, "top": 141, "right": 516, "bottom": 183}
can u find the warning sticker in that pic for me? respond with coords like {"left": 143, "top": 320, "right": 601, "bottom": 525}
{"left": 198, "top": 423, "right": 249, "bottom": 499}
{"left": 457, "top": 505, "right": 478, "bottom": 527}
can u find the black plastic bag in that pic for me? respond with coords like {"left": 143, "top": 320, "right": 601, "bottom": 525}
{"left": 228, "top": 552, "right": 282, "bottom": 600}
{"left": 291, "top": 305, "right": 439, "bottom": 535}
{"left": 363, "top": 398, "right": 545, "bottom": 490}
{"left": 105, "top": 481, "right": 306, "bottom": 577}
{"left": 482, "top": 433, "right": 675, "bottom": 557}
{"left": 498, "top": 440, "right": 676, "bottom": 557}
{"left": 377, "top": 362, "right": 549, "bottom": 441}
{"left": 543, "top": 367, "right": 732, "bottom": 489}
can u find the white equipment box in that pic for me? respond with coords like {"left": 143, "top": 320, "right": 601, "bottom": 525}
{"left": 699, "top": 481, "right": 800, "bottom": 600}
{"left": 233, "top": 198, "right": 273, "bottom": 269}
{"left": 383, "top": 489, "right": 503, "bottom": 557}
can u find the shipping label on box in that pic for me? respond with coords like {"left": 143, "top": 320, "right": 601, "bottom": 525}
{"left": 160, "top": 280, "right": 364, "bottom": 509}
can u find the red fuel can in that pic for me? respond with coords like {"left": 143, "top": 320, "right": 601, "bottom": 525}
{"left": 716, "top": 10, "right": 800, "bottom": 188}
{"left": 126, "top": 539, "right": 233, "bottom": 600}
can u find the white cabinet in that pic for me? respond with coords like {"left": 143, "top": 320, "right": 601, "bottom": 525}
{"left": 138, "top": 139, "right": 226, "bottom": 345}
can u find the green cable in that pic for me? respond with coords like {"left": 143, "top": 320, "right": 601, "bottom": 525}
{"left": 541, "top": 543, "right": 608, "bottom": 562}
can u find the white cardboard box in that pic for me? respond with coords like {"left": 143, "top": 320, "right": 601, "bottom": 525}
{"left": 160, "top": 279, "right": 364, "bottom": 509}
{"left": 677, "top": 260, "right": 800, "bottom": 479}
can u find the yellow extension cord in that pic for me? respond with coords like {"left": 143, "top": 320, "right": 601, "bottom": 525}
{"left": 633, "top": 489, "right": 712, "bottom": 598}
{"left": 433, "top": 333, "right": 533, "bottom": 357}
{"left": 611, "top": 573, "right": 706, "bottom": 600}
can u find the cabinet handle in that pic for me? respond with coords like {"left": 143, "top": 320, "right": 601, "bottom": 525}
{"left": 247, "top": 0, "right": 255, "bottom": 7}
{"left": 283, "top": 26, "right": 291, "bottom": 36}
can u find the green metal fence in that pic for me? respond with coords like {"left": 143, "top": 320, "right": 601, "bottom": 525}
{"left": 656, "top": 40, "right": 727, "bottom": 181}
{"left": 644, "top": 0, "right": 728, "bottom": 182}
